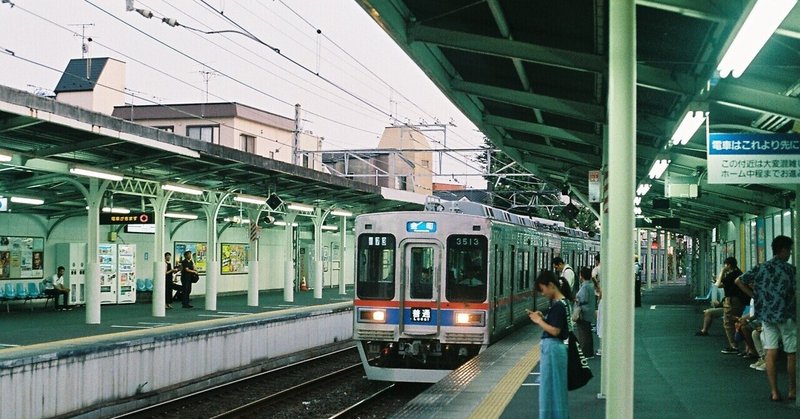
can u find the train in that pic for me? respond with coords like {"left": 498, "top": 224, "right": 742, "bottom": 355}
{"left": 352, "top": 199, "right": 600, "bottom": 383}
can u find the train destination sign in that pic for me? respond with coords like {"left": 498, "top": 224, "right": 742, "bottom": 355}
{"left": 406, "top": 221, "right": 437, "bottom": 233}
{"left": 707, "top": 133, "right": 800, "bottom": 184}
{"left": 411, "top": 308, "right": 432, "bottom": 322}
{"left": 99, "top": 212, "right": 154, "bottom": 225}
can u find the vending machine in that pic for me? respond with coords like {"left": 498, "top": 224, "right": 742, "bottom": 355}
{"left": 98, "top": 243, "right": 137, "bottom": 304}
{"left": 54, "top": 243, "right": 87, "bottom": 305}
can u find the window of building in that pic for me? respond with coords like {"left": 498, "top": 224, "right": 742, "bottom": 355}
{"left": 396, "top": 176, "right": 408, "bottom": 190}
{"left": 186, "top": 125, "right": 216, "bottom": 143}
{"left": 421, "top": 160, "right": 430, "bottom": 168}
{"left": 154, "top": 125, "right": 174, "bottom": 132}
{"left": 241, "top": 134, "right": 256, "bottom": 153}
{"left": 303, "top": 153, "right": 310, "bottom": 168}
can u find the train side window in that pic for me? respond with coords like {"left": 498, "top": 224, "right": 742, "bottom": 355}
{"left": 445, "top": 235, "right": 488, "bottom": 302}
{"left": 522, "top": 251, "right": 530, "bottom": 288}
{"left": 409, "top": 246, "right": 434, "bottom": 299}
{"left": 356, "top": 234, "right": 396, "bottom": 300}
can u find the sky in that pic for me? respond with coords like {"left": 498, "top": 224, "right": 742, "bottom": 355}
{"left": 0, "top": 0, "right": 488, "bottom": 188}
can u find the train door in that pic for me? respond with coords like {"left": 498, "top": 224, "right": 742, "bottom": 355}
{"left": 400, "top": 242, "right": 441, "bottom": 336}
{"left": 509, "top": 245, "right": 516, "bottom": 321}
{"left": 493, "top": 245, "right": 504, "bottom": 331}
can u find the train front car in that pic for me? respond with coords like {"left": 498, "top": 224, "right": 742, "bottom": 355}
{"left": 353, "top": 212, "right": 490, "bottom": 383}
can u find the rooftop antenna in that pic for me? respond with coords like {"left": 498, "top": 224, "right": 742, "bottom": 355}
{"left": 69, "top": 23, "right": 94, "bottom": 78}
{"left": 198, "top": 70, "right": 219, "bottom": 103}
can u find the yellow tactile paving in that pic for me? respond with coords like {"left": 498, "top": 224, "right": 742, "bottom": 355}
{"left": 468, "top": 345, "right": 541, "bottom": 419}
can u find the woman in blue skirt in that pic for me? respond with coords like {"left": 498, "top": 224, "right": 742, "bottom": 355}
{"left": 529, "top": 270, "right": 569, "bottom": 419}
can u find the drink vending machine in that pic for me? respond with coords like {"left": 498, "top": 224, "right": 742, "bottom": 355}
{"left": 98, "top": 243, "right": 137, "bottom": 304}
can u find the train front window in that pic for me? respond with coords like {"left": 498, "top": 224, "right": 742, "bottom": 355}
{"left": 446, "top": 235, "right": 488, "bottom": 302}
{"left": 409, "top": 247, "right": 434, "bottom": 299}
{"left": 356, "top": 234, "right": 396, "bottom": 300}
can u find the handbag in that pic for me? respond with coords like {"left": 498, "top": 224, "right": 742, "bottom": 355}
{"left": 191, "top": 272, "right": 200, "bottom": 283}
{"left": 566, "top": 331, "right": 593, "bottom": 390}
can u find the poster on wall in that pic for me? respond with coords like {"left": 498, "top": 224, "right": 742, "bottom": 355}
{"left": 725, "top": 241, "right": 736, "bottom": 259}
{"left": 221, "top": 243, "right": 249, "bottom": 274}
{"left": 0, "top": 236, "right": 44, "bottom": 280}
{"left": 174, "top": 242, "right": 208, "bottom": 273}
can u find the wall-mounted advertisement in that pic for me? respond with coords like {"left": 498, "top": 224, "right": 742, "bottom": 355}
{"left": 0, "top": 236, "right": 44, "bottom": 280}
{"left": 221, "top": 243, "right": 249, "bottom": 274}
{"left": 174, "top": 242, "right": 208, "bottom": 273}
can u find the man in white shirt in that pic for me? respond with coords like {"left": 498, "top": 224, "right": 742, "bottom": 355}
{"left": 552, "top": 256, "right": 575, "bottom": 299}
{"left": 42, "top": 266, "right": 71, "bottom": 310}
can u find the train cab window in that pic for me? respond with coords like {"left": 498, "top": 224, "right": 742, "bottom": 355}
{"left": 409, "top": 247, "right": 434, "bottom": 299}
{"left": 446, "top": 235, "right": 488, "bottom": 302}
{"left": 356, "top": 234, "right": 396, "bottom": 300}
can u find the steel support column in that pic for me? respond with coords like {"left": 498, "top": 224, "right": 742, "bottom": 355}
{"left": 247, "top": 208, "right": 263, "bottom": 307}
{"left": 339, "top": 216, "right": 347, "bottom": 295}
{"left": 606, "top": 1, "right": 636, "bottom": 416}
{"left": 151, "top": 192, "right": 170, "bottom": 317}
{"left": 284, "top": 213, "right": 298, "bottom": 303}
{"left": 313, "top": 208, "right": 324, "bottom": 299}
{"left": 85, "top": 178, "right": 107, "bottom": 325}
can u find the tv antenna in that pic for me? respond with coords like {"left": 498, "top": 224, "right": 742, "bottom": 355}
{"left": 69, "top": 23, "right": 94, "bottom": 59}
{"left": 198, "top": 70, "right": 219, "bottom": 103}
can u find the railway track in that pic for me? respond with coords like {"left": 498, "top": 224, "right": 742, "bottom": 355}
{"left": 327, "top": 382, "right": 429, "bottom": 419}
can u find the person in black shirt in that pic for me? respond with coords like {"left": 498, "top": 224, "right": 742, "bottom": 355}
{"left": 164, "top": 252, "right": 182, "bottom": 309}
{"left": 718, "top": 257, "right": 745, "bottom": 354}
{"left": 528, "top": 270, "right": 569, "bottom": 418}
{"left": 180, "top": 251, "right": 199, "bottom": 308}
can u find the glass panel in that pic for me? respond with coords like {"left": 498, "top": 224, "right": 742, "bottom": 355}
{"left": 765, "top": 216, "right": 774, "bottom": 260}
{"left": 409, "top": 247, "right": 434, "bottom": 299}
{"left": 356, "top": 234, "right": 395, "bottom": 300}
{"left": 446, "top": 235, "right": 488, "bottom": 302}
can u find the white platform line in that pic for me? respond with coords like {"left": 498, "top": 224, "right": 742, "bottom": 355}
{"left": 110, "top": 325, "right": 152, "bottom": 329}
{"left": 216, "top": 311, "right": 248, "bottom": 315}
{"left": 198, "top": 314, "right": 236, "bottom": 318}
{"left": 0, "top": 343, "right": 20, "bottom": 347}
{"left": 138, "top": 322, "right": 173, "bottom": 326}
{"left": 261, "top": 305, "right": 297, "bottom": 309}
{"left": 521, "top": 383, "right": 540, "bottom": 387}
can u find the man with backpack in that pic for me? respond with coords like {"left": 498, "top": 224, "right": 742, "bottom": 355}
{"left": 552, "top": 256, "right": 575, "bottom": 301}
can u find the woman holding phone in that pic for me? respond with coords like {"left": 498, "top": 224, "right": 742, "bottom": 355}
{"left": 528, "top": 270, "right": 570, "bottom": 418}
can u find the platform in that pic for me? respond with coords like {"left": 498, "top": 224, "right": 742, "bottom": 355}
{"left": 0, "top": 286, "right": 353, "bottom": 348}
{"left": 397, "top": 282, "right": 800, "bottom": 418}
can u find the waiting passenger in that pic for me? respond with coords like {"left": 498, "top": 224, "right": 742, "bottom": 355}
{"left": 694, "top": 302, "right": 723, "bottom": 336}
{"left": 164, "top": 252, "right": 182, "bottom": 309}
{"left": 736, "top": 235, "right": 796, "bottom": 402}
{"left": 179, "top": 251, "right": 199, "bottom": 309}
{"left": 552, "top": 257, "right": 574, "bottom": 301}
{"left": 592, "top": 254, "right": 602, "bottom": 357}
{"left": 718, "top": 257, "right": 745, "bottom": 355}
{"left": 574, "top": 267, "right": 596, "bottom": 357}
{"left": 42, "top": 266, "right": 71, "bottom": 311}
{"left": 528, "top": 270, "right": 569, "bottom": 418}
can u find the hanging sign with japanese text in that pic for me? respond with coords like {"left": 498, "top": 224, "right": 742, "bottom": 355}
{"left": 707, "top": 133, "right": 800, "bottom": 184}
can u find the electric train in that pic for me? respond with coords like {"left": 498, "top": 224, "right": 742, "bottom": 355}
{"left": 353, "top": 200, "right": 599, "bottom": 383}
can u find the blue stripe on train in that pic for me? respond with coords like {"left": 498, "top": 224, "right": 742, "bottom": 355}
{"left": 375, "top": 308, "right": 479, "bottom": 327}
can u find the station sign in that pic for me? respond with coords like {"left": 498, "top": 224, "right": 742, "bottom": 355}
{"left": 100, "top": 212, "right": 154, "bottom": 225}
{"left": 707, "top": 133, "right": 800, "bottom": 184}
{"left": 406, "top": 221, "right": 437, "bottom": 233}
{"left": 588, "top": 170, "right": 600, "bottom": 203}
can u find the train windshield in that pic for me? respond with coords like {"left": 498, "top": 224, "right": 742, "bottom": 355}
{"left": 408, "top": 246, "right": 435, "bottom": 299}
{"left": 446, "top": 235, "right": 488, "bottom": 302}
{"left": 356, "top": 234, "right": 396, "bottom": 300}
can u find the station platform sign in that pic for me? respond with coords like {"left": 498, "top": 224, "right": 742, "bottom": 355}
{"left": 707, "top": 133, "right": 800, "bottom": 184}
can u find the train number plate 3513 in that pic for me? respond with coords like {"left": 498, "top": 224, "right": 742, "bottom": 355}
{"left": 411, "top": 308, "right": 431, "bottom": 322}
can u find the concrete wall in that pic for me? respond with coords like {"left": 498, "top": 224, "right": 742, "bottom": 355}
{"left": 0, "top": 303, "right": 353, "bottom": 419}
{"left": 0, "top": 213, "right": 355, "bottom": 296}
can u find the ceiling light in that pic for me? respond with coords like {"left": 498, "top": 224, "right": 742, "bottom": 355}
{"left": 10, "top": 196, "right": 44, "bottom": 205}
{"left": 321, "top": 225, "right": 339, "bottom": 231}
{"left": 717, "top": 0, "right": 797, "bottom": 78}
{"left": 101, "top": 207, "right": 130, "bottom": 214}
{"left": 330, "top": 210, "right": 353, "bottom": 217}
{"left": 274, "top": 221, "right": 299, "bottom": 227}
{"left": 165, "top": 212, "right": 198, "bottom": 220}
{"left": 223, "top": 216, "right": 250, "bottom": 224}
{"left": 671, "top": 111, "right": 707, "bottom": 145}
{"left": 0, "top": 151, "right": 11, "bottom": 162}
{"left": 637, "top": 184, "right": 652, "bottom": 196}
{"left": 70, "top": 166, "right": 124, "bottom": 181}
{"left": 162, "top": 183, "right": 204, "bottom": 196}
{"left": 287, "top": 203, "right": 314, "bottom": 212}
{"left": 648, "top": 160, "right": 670, "bottom": 179}
{"left": 233, "top": 194, "right": 267, "bottom": 205}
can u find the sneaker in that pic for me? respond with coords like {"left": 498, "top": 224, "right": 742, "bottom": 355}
{"left": 721, "top": 347, "right": 739, "bottom": 354}
{"left": 750, "top": 359, "right": 765, "bottom": 370}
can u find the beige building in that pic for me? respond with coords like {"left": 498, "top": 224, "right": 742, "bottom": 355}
{"left": 54, "top": 58, "right": 126, "bottom": 115}
{"left": 323, "top": 126, "right": 434, "bottom": 193}
{"left": 111, "top": 103, "right": 323, "bottom": 170}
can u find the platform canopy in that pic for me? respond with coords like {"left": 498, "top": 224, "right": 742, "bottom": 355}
{"left": 0, "top": 85, "right": 423, "bottom": 223}
{"left": 356, "top": 0, "right": 800, "bottom": 231}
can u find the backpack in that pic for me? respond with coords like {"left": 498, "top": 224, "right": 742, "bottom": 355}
{"left": 559, "top": 267, "right": 574, "bottom": 300}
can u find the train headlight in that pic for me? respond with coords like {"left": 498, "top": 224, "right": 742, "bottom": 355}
{"left": 358, "top": 308, "right": 387, "bottom": 323}
{"left": 454, "top": 311, "right": 485, "bottom": 326}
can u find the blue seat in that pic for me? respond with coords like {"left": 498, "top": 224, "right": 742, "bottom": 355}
{"left": 3, "top": 283, "right": 15, "bottom": 312}
{"left": 145, "top": 278, "right": 154, "bottom": 292}
{"left": 136, "top": 278, "right": 146, "bottom": 292}
{"left": 27, "top": 282, "right": 40, "bottom": 298}
{"left": 39, "top": 282, "right": 55, "bottom": 309}
{"left": 15, "top": 282, "right": 27, "bottom": 299}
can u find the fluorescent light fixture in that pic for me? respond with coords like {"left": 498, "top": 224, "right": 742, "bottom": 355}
{"left": 233, "top": 194, "right": 267, "bottom": 205}
{"left": 70, "top": 166, "right": 124, "bottom": 181}
{"left": 162, "top": 183, "right": 204, "bottom": 196}
{"left": 637, "top": 184, "right": 652, "bottom": 196}
{"left": 330, "top": 209, "right": 353, "bottom": 217}
{"left": 223, "top": 216, "right": 251, "bottom": 224}
{"left": 165, "top": 212, "right": 199, "bottom": 220}
{"left": 0, "top": 151, "right": 11, "bottom": 162}
{"left": 671, "top": 111, "right": 707, "bottom": 145}
{"left": 717, "top": 0, "right": 797, "bottom": 78}
{"left": 10, "top": 196, "right": 44, "bottom": 205}
{"left": 287, "top": 203, "right": 314, "bottom": 212}
{"left": 321, "top": 225, "right": 339, "bottom": 231}
{"left": 634, "top": 206, "right": 642, "bottom": 215}
{"left": 274, "top": 221, "right": 299, "bottom": 227}
{"left": 634, "top": 196, "right": 642, "bottom": 206}
{"left": 101, "top": 207, "right": 130, "bottom": 214}
{"left": 648, "top": 160, "right": 670, "bottom": 179}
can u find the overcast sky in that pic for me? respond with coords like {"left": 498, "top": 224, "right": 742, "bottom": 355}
{"left": 0, "top": 0, "right": 488, "bottom": 187}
